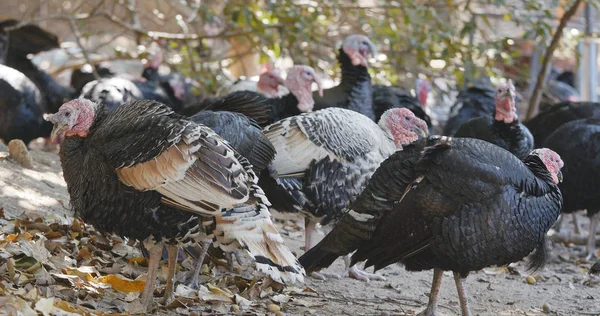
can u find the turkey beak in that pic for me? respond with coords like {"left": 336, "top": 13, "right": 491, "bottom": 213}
{"left": 45, "top": 113, "right": 67, "bottom": 143}
{"left": 367, "top": 40, "right": 377, "bottom": 57}
{"left": 557, "top": 170, "right": 563, "bottom": 183}
{"left": 413, "top": 125, "right": 428, "bottom": 138}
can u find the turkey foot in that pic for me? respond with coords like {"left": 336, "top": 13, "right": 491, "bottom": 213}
{"left": 310, "top": 271, "right": 342, "bottom": 280}
{"left": 344, "top": 265, "right": 386, "bottom": 282}
{"left": 418, "top": 269, "right": 443, "bottom": 316}
{"left": 342, "top": 255, "right": 385, "bottom": 282}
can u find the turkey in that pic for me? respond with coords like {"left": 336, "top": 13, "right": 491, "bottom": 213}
{"left": 300, "top": 136, "right": 563, "bottom": 316}
{"left": 543, "top": 118, "right": 600, "bottom": 260}
{"left": 454, "top": 79, "right": 534, "bottom": 158}
{"left": 46, "top": 98, "right": 304, "bottom": 312}
{"left": 443, "top": 77, "right": 496, "bottom": 136}
{"left": 0, "top": 64, "right": 49, "bottom": 144}
{"left": 80, "top": 77, "right": 144, "bottom": 111}
{"left": 261, "top": 107, "right": 428, "bottom": 281}
{"left": 312, "top": 34, "right": 377, "bottom": 120}
{"left": 183, "top": 65, "right": 322, "bottom": 126}
{"left": 371, "top": 80, "right": 432, "bottom": 127}
{"left": 70, "top": 63, "right": 115, "bottom": 95}
{"left": 138, "top": 49, "right": 187, "bottom": 112}
{"left": 1, "top": 20, "right": 74, "bottom": 114}
{"left": 216, "top": 62, "right": 287, "bottom": 98}
{"left": 0, "top": 19, "right": 59, "bottom": 62}
{"left": 525, "top": 101, "right": 600, "bottom": 148}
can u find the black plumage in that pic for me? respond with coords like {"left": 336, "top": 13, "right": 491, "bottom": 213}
{"left": 70, "top": 64, "right": 115, "bottom": 95}
{"left": 543, "top": 118, "right": 600, "bottom": 260}
{"left": 371, "top": 84, "right": 432, "bottom": 127}
{"left": 312, "top": 47, "right": 375, "bottom": 120}
{"left": 443, "top": 79, "right": 496, "bottom": 136}
{"left": 48, "top": 99, "right": 304, "bottom": 311}
{"left": 0, "top": 19, "right": 59, "bottom": 61}
{"left": 182, "top": 90, "right": 303, "bottom": 127}
{"left": 454, "top": 81, "right": 533, "bottom": 158}
{"left": 189, "top": 110, "right": 275, "bottom": 175}
{"left": 300, "top": 136, "right": 563, "bottom": 315}
{"left": 525, "top": 101, "right": 600, "bottom": 148}
{"left": 0, "top": 64, "right": 49, "bottom": 144}
{"left": 0, "top": 21, "right": 74, "bottom": 114}
{"left": 455, "top": 117, "right": 533, "bottom": 158}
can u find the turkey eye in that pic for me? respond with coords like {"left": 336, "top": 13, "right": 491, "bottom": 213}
{"left": 65, "top": 111, "right": 71, "bottom": 117}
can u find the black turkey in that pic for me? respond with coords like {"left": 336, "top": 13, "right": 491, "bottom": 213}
{"left": 0, "top": 64, "right": 49, "bottom": 144}
{"left": 454, "top": 79, "right": 534, "bottom": 158}
{"left": 261, "top": 107, "right": 428, "bottom": 281}
{"left": 0, "top": 20, "right": 74, "bottom": 114}
{"left": 371, "top": 78, "right": 432, "bottom": 127}
{"left": 543, "top": 118, "right": 600, "bottom": 260}
{"left": 443, "top": 77, "right": 496, "bottom": 136}
{"left": 46, "top": 99, "right": 304, "bottom": 312}
{"left": 312, "top": 34, "right": 376, "bottom": 120}
{"left": 525, "top": 101, "right": 600, "bottom": 148}
{"left": 183, "top": 65, "right": 322, "bottom": 126}
{"left": 300, "top": 136, "right": 563, "bottom": 316}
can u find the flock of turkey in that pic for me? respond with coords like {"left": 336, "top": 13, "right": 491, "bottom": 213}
{"left": 1, "top": 20, "right": 599, "bottom": 315}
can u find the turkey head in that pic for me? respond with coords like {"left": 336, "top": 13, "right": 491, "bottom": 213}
{"left": 342, "top": 34, "right": 377, "bottom": 68}
{"left": 379, "top": 108, "right": 429, "bottom": 148}
{"left": 45, "top": 99, "right": 96, "bottom": 143}
{"left": 494, "top": 79, "right": 517, "bottom": 123}
{"left": 285, "top": 65, "right": 322, "bottom": 112}
{"left": 531, "top": 148, "right": 564, "bottom": 184}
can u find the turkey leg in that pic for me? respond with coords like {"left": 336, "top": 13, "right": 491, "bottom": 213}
{"left": 418, "top": 268, "right": 443, "bottom": 316}
{"left": 586, "top": 212, "right": 600, "bottom": 261}
{"left": 573, "top": 213, "right": 582, "bottom": 235}
{"left": 304, "top": 217, "right": 319, "bottom": 252}
{"left": 185, "top": 239, "right": 212, "bottom": 289}
{"left": 453, "top": 272, "right": 472, "bottom": 316}
{"left": 161, "top": 244, "right": 178, "bottom": 305}
{"left": 141, "top": 241, "right": 163, "bottom": 312}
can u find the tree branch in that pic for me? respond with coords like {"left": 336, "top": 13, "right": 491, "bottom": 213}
{"left": 67, "top": 17, "right": 99, "bottom": 79}
{"left": 526, "top": 0, "right": 583, "bottom": 119}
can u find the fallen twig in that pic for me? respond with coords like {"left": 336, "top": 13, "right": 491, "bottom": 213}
{"left": 549, "top": 231, "right": 600, "bottom": 246}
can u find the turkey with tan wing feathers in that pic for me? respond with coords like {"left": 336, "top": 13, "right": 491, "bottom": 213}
{"left": 46, "top": 99, "right": 304, "bottom": 313}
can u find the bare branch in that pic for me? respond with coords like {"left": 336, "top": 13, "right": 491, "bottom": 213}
{"left": 526, "top": 0, "right": 583, "bottom": 119}
{"left": 67, "top": 17, "right": 100, "bottom": 79}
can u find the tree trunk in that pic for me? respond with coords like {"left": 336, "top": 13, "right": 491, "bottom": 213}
{"left": 526, "top": 0, "right": 584, "bottom": 120}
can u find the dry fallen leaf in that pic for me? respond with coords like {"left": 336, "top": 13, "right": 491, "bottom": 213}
{"left": 96, "top": 275, "right": 145, "bottom": 293}
{"left": 34, "top": 297, "right": 55, "bottom": 316}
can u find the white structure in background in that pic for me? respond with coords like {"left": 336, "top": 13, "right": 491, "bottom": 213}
{"left": 578, "top": 4, "right": 598, "bottom": 102}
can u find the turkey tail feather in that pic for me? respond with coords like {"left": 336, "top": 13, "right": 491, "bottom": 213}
{"left": 211, "top": 183, "right": 305, "bottom": 284}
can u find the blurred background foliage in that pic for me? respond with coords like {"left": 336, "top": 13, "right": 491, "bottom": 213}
{"left": 2, "top": 0, "right": 592, "bottom": 97}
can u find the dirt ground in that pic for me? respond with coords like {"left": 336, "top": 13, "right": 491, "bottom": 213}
{"left": 0, "top": 146, "right": 599, "bottom": 316}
